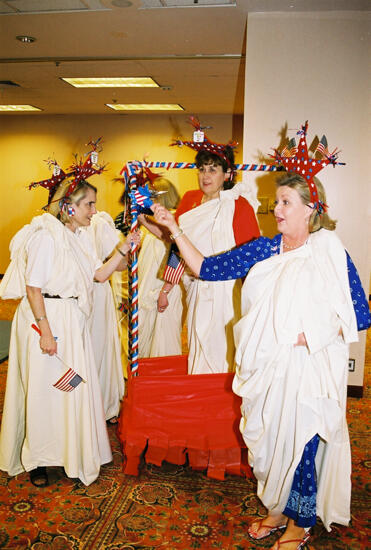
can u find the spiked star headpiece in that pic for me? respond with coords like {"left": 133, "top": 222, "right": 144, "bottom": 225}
{"left": 29, "top": 138, "right": 105, "bottom": 211}
{"left": 170, "top": 116, "right": 237, "bottom": 169}
{"left": 270, "top": 121, "right": 345, "bottom": 214}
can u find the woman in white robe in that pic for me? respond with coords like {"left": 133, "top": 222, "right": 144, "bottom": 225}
{"left": 138, "top": 229, "right": 184, "bottom": 357}
{"left": 152, "top": 173, "right": 371, "bottom": 548}
{"left": 87, "top": 211, "right": 124, "bottom": 423}
{"left": 155, "top": 148, "right": 260, "bottom": 374}
{"left": 0, "top": 180, "right": 138, "bottom": 487}
{"left": 138, "top": 179, "right": 183, "bottom": 358}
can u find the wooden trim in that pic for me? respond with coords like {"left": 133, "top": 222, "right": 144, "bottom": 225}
{"left": 347, "top": 385, "right": 363, "bottom": 398}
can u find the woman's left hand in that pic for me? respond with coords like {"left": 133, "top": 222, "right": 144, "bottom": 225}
{"left": 127, "top": 229, "right": 141, "bottom": 249}
{"left": 119, "top": 230, "right": 141, "bottom": 254}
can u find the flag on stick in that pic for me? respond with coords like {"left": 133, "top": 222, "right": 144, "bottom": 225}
{"left": 163, "top": 249, "right": 186, "bottom": 284}
{"left": 53, "top": 368, "right": 84, "bottom": 392}
{"left": 314, "top": 135, "right": 329, "bottom": 157}
{"left": 31, "top": 324, "right": 85, "bottom": 391}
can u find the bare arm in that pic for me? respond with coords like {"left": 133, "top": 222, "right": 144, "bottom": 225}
{"left": 94, "top": 230, "right": 141, "bottom": 282}
{"left": 26, "top": 286, "right": 57, "bottom": 356}
{"left": 157, "top": 281, "right": 175, "bottom": 312}
{"left": 152, "top": 204, "right": 204, "bottom": 277}
{"left": 138, "top": 213, "right": 172, "bottom": 241}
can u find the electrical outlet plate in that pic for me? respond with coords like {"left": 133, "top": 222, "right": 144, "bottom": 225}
{"left": 348, "top": 358, "right": 355, "bottom": 372}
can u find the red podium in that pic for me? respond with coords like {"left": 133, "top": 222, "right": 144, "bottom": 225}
{"left": 117, "top": 355, "right": 251, "bottom": 480}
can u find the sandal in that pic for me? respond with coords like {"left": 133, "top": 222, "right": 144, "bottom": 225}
{"left": 30, "top": 466, "right": 48, "bottom": 487}
{"left": 248, "top": 517, "right": 287, "bottom": 540}
{"left": 272, "top": 532, "right": 311, "bottom": 549}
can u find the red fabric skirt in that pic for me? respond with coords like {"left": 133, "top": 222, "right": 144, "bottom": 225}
{"left": 117, "top": 355, "right": 252, "bottom": 480}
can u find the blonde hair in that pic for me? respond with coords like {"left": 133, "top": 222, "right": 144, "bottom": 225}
{"left": 154, "top": 177, "right": 180, "bottom": 209}
{"left": 276, "top": 172, "right": 336, "bottom": 232}
{"left": 47, "top": 180, "right": 97, "bottom": 224}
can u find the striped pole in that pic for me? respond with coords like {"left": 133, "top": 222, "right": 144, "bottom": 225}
{"left": 126, "top": 161, "right": 140, "bottom": 375}
{"left": 121, "top": 160, "right": 280, "bottom": 172}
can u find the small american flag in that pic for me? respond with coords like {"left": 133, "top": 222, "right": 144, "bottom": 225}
{"left": 314, "top": 135, "right": 329, "bottom": 157}
{"left": 31, "top": 324, "right": 85, "bottom": 392}
{"left": 53, "top": 368, "right": 84, "bottom": 392}
{"left": 281, "top": 138, "right": 298, "bottom": 157}
{"left": 163, "top": 249, "right": 185, "bottom": 284}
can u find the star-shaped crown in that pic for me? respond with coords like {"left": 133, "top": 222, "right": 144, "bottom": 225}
{"left": 170, "top": 116, "right": 237, "bottom": 168}
{"left": 270, "top": 121, "right": 345, "bottom": 213}
{"left": 29, "top": 138, "right": 105, "bottom": 210}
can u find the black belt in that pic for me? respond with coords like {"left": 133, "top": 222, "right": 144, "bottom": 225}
{"left": 42, "top": 293, "right": 77, "bottom": 299}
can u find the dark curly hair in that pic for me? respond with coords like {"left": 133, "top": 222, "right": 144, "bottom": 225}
{"left": 195, "top": 145, "right": 236, "bottom": 189}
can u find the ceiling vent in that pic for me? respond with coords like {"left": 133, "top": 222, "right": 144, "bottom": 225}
{"left": 140, "top": 0, "right": 236, "bottom": 8}
{"left": 0, "top": 0, "right": 109, "bottom": 15}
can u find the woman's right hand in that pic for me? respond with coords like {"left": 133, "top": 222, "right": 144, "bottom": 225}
{"left": 157, "top": 291, "right": 169, "bottom": 313}
{"left": 152, "top": 204, "right": 177, "bottom": 232}
{"left": 40, "top": 331, "right": 57, "bottom": 356}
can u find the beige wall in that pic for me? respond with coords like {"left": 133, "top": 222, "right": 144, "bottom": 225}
{"left": 243, "top": 11, "right": 370, "bottom": 387}
{"left": 0, "top": 113, "right": 242, "bottom": 271}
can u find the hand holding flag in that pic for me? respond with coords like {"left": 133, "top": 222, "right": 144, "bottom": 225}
{"left": 31, "top": 324, "right": 85, "bottom": 392}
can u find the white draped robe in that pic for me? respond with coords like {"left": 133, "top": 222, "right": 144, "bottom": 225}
{"left": 87, "top": 212, "right": 124, "bottom": 420}
{"left": 138, "top": 231, "right": 183, "bottom": 358}
{"left": 178, "top": 183, "right": 257, "bottom": 374}
{"left": 232, "top": 229, "right": 358, "bottom": 530}
{"left": 0, "top": 213, "right": 112, "bottom": 486}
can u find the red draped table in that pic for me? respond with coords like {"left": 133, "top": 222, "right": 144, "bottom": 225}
{"left": 118, "top": 355, "right": 252, "bottom": 480}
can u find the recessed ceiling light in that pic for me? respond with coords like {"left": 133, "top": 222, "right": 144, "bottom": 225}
{"left": 0, "top": 105, "right": 41, "bottom": 111}
{"left": 16, "top": 35, "right": 36, "bottom": 43}
{"left": 106, "top": 103, "right": 184, "bottom": 111}
{"left": 62, "top": 77, "right": 159, "bottom": 88}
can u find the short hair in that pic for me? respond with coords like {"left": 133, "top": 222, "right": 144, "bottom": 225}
{"left": 48, "top": 180, "right": 97, "bottom": 224}
{"left": 276, "top": 172, "right": 336, "bottom": 232}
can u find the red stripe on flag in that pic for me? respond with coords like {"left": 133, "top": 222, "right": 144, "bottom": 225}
{"left": 163, "top": 259, "right": 185, "bottom": 284}
{"left": 53, "top": 368, "right": 77, "bottom": 392}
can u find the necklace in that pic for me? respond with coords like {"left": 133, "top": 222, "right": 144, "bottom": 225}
{"left": 282, "top": 237, "right": 307, "bottom": 250}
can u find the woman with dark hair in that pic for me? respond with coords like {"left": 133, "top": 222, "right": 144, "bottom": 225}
{"left": 154, "top": 132, "right": 260, "bottom": 375}
{"left": 0, "top": 169, "right": 139, "bottom": 487}
{"left": 153, "top": 167, "right": 370, "bottom": 548}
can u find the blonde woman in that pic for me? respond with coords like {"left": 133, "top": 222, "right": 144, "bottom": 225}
{"left": 0, "top": 179, "right": 139, "bottom": 487}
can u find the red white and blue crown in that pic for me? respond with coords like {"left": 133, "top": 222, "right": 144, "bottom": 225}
{"left": 170, "top": 116, "right": 237, "bottom": 169}
{"left": 29, "top": 138, "right": 105, "bottom": 210}
{"left": 270, "top": 121, "right": 345, "bottom": 214}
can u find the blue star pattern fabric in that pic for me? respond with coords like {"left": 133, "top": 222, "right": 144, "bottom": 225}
{"left": 200, "top": 234, "right": 370, "bottom": 332}
{"left": 283, "top": 435, "right": 320, "bottom": 527}
{"left": 199, "top": 235, "right": 281, "bottom": 281}
{"left": 346, "top": 251, "right": 371, "bottom": 331}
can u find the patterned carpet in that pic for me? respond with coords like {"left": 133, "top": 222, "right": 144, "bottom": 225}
{"left": 0, "top": 299, "right": 370, "bottom": 550}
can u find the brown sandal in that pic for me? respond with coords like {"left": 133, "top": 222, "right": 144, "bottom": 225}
{"left": 248, "top": 518, "right": 287, "bottom": 540}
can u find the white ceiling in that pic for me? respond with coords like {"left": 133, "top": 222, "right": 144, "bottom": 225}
{"left": 0, "top": 0, "right": 368, "bottom": 115}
